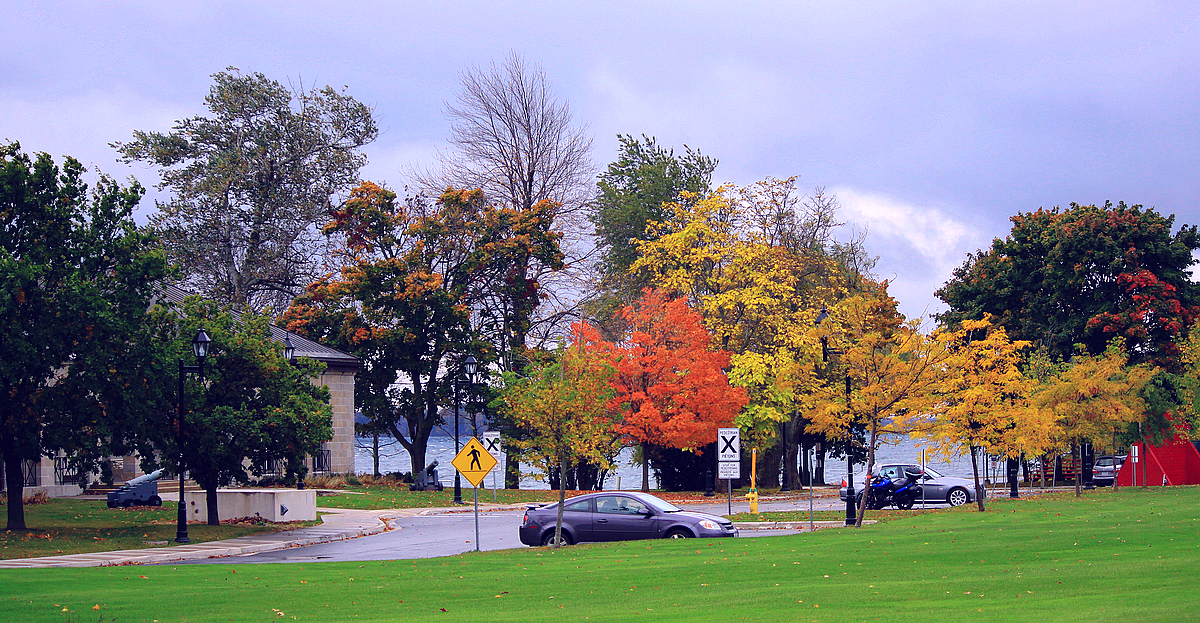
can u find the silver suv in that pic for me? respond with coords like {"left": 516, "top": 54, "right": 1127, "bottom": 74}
{"left": 1093, "top": 455, "right": 1126, "bottom": 486}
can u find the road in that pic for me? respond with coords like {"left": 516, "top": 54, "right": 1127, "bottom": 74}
{"left": 181, "top": 495, "right": 849, "bottom": 565}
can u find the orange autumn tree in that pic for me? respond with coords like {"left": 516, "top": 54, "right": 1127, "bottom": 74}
{"left": 609, "top": 289, "right": 749, "bottom": 491}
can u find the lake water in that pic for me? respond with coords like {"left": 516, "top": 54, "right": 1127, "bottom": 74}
{"left": 354, "top": 435, "right": 996, "bottom": 490}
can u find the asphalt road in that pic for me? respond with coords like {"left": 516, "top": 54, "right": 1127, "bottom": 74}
{"left": 181, "top": 496, "right": 849, "bottom": 565}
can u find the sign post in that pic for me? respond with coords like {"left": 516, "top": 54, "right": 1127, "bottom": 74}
{"left": 451, "top": 437, "right": 497, "bottom": 551}
{"left": 717, "top": 428, "right": 740, "bottom": 515}
{"left": 483, "top": 432, "right": 502, "bottom": 503}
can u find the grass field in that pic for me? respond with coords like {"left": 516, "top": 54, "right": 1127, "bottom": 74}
{"left": 0, "top": 500, "right": 318, "bottom": 560}
{"left": 1, "top": 486, "right": 1196, "bottom": 622}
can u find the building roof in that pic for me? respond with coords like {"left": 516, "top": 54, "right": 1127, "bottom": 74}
{"left": 154, "top": 284, "right": 360, "bottom": 371}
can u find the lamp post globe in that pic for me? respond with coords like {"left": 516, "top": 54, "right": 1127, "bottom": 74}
{"left": 282, "top": 333, "right": 296, "bottom": 361}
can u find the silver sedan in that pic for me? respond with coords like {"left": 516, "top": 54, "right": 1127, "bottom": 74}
{"left": 839, "top": 464, "right": 982, "bottom": 507}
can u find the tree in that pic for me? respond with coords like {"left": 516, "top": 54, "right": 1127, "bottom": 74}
{"left": 113, "top": 68, "right": 378, "bottom": 315}
{"left": 497, "top": 322, "right": 618, "bottom": 546}
{"left": 0, "top": 142, "right": 172, "bottom": 530}
{"left": 808, "top": 286, "right": 954, "bottom": 525}
{"left": 420, "top": 52, "right": 593, "bottom": 371}
{"left": 937, "top": 202, "right": 1200, "bottom": 370}
{"left": 1031, "top": 341, "right": 1153, "bottom": 497}
{"left": 588, "top": 134, "right": 716, "bottom": 330}
{"left": 608, "top": 289, "right": 748, "bottom": 491}
{"left": 157, "top": 297, "right": 333, "bottom": 524}
{"left": 919, "top": 318, "right": 1055, "bottom": 510}
{"left": 280, "top": 183, "right": 562, "bottom": 482}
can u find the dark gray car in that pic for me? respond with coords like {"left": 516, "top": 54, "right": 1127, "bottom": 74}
{"left": 519, "top": 491, "right": 738, "bottom": 546}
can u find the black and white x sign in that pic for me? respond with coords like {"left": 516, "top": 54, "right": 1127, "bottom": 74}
{"left": 482, "top": 431, "right": 502, "bottom": 455}
{"left": 717, "top": 427, "right": 740, "bottom": 462}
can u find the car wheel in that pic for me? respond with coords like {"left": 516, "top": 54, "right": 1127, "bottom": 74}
{"left": 541, "top": 530, "right": 572, "bottom": 546}
{"left": 666, "top": 528, "right": 694, "bottom": 539}
{"left": 148, "top": 495, "right": 162, "bottom": 507}
{"left": 947, "top": 487, "right": 969, "bottom": 507}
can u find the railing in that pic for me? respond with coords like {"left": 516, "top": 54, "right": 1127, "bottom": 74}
{"left": 313, "top": 449, "right": 332, "bottom": 474}
{"left": 54, "top": 457, "right": 80, "bottom": 486}
{"left": 261, "top": 459, "right": 284, "bottom": 477}
{"left": 22, "top": 460, "right": 37, "bottom": 487}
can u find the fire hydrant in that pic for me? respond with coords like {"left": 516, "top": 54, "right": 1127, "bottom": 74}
{"left": 745, "top": 448, "right": 759, "bottom": 514}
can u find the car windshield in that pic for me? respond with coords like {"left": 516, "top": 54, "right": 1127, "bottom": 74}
{"left": 631, "top": 493, "right": 682, "bottom": 513}
{"left": 921, "top": 466, "right": 944, "bottom": 479}
{"left": 1096, "top": 457, "right": 1115, "bottom": 467}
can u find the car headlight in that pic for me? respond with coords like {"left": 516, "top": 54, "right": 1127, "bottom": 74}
{"left": 698, "top": 520, "right": 720, "bottom": 530}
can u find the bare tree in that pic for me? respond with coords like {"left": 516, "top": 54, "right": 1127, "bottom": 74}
{"left": 416, "top": 53, "right": 596, "bottom": 372}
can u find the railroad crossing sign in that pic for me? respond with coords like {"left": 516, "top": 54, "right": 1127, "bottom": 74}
{"left": 482, "top": 431, "right": 503, "bottom": 456}
{"left": 451, "top": 437, "right": 497, "bottom": 487}
{"left": 717, "top": 428, "right": 741, "bottom": 462}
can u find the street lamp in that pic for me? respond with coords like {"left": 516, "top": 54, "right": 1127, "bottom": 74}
{"left": 282, "top": 333, "right": 295, "bottom": 361}
{"left": 453, "top": 354, "right": 478, "bottom": 505}
{"left": 814, "top": 308, "right": 857, "bottom": 527}
{"left": 175, "top": 326, "right": 211, "bottom": 543}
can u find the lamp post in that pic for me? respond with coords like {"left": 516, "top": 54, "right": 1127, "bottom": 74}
{"left": 453, "top": 354, "right": 478, "bottom": 505}
{"left": 175, "top": 326, "right": 212, "bottom": 544}
{"left": 814, "top": 308, "right": 856, "bottom": 527}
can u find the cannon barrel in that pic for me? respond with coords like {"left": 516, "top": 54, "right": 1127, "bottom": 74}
{"left": 122, "top": 469, "right": 166, "bottom": 488}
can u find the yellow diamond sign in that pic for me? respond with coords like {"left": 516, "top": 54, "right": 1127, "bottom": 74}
{"left": 451, "top": 437, "right": 497, "bottom": 488}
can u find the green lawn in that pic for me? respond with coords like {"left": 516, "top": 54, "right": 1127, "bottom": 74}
{"left": 0, "top": 499, "right": 318, "bottom": 560}
{"left": 1, "top": 486, "right": 1196, "bottom": 621}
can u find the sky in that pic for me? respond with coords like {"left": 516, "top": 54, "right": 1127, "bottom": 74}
{"left": 3, "top": 1, "right": 1198, "bottom": 319}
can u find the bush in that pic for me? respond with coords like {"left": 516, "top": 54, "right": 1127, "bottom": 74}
{"left": 344, "top": 473, "right": 362, "bottom": 486}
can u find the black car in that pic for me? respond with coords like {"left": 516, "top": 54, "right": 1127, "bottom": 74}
{"left": 519, "top": 491, "right": 738, "bottom": 546}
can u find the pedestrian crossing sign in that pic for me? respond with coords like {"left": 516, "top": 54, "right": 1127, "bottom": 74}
{"left": 451, "top": 437, "right": 497, "bottom": 487}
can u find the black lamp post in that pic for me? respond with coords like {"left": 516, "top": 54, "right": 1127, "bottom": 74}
{"left": 452, "top": 354, "right": 478, "bottom": 505}
{"left": 175, "top": 326, "right": 211, "bottom": 544}
{"left": 814, "top": 308, "right": 856, "bottom": 527}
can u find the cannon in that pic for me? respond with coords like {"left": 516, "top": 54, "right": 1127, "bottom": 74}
{"left": 106, "top": 469, "right": 166, "bottom": 508}
{"left": 409, "top": 460, "right": 444, "bottom": 491}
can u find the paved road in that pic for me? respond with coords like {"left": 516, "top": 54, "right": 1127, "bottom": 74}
{"left": 181, "top": 495, "right": 852, "bottom": 565}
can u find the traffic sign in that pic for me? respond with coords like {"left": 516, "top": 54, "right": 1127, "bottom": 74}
{"left": 717, "top": 428, "right": 741, "bottom": 462}
{"left": 482, "top": 431, "right": 503, "bottom": 456}
{"left": 451, "top": 437, "right": 497, "bottom": 487}
{"left": 718, "top": 461, "right": 740, "bottom": 479}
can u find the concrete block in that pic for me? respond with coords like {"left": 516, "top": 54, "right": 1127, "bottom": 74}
{"left": 183, "top": 489, "right": 316, "bottom": 523}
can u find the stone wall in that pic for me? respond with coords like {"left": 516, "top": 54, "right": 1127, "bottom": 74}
{"left": 319, "top": 367, "right": 357, "bottom": 474}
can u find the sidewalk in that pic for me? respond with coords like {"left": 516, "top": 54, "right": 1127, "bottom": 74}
{"left": 0, "top": 505, "right": 461, "bottom": 569}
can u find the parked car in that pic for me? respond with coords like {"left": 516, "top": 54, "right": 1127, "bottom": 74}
{"left": 838, "top": 464, "right": 981, "bottom": 507}
{"left": 1092, "top": 455, "right": 1127, "bottom": 486}
{"left": 519, "top": 491, "right": 738, "bottom": 546}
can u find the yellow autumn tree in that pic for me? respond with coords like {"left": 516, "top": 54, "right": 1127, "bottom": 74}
{"left": 1031, "top": 340, "right": 1154, "bottom": 497}
{"left": 918, "top": 317, "right": 1056, "bottom": 510}
{"left": 808, "top": 286, "right": 955, "bottom": 525}
{"left": 631, "top": 180, "right": 853, "bottom": 486}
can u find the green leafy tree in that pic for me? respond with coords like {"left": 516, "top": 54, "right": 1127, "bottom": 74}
{"left": 157, "top": 298, "right": 333, "bottom": 524}
{"left": 0, "top": 142, "right": 172, "bottom": 530}
{"left": 113, "top": 68, "right": 378, "bottom": 314}
{"left": 938, "top": 202, "right": 1200, "bottom": 369}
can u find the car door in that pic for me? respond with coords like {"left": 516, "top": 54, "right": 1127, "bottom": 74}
{"left": 561, "top": 498, "right": 595, "bottom": 542}
{"left": 592, "top": 495, "right": 657, "bottom": 541}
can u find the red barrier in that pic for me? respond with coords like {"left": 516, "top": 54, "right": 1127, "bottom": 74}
{"left": 1116, "top": 440, "right": 1200, "bottom": 486}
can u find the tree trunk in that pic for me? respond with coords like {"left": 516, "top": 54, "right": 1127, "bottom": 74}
{"left": 970, "top": 445, "right": 986, "bottom": 511}
{"left": 372, "top": 432, "right": 380, "bottom": 477}
{"left": 854, "top": 419, "right": 879, "bottom": 527}
{"left": 782, "top": 421, "right": 796, "bottom": 490}
{"left": 641, "top": 443, "right": 649, "bottom": 492}
{"left": 505, "top": 453, "right": 520, "bottom": 489}
{"left": 553, "top": 459, "right": 566, "bottom": 548}
{"left": 4, "top": 454, "right": 26, "bottom": 531}
{"left": 206, "top": 486, "right": 219, "bottom": 526}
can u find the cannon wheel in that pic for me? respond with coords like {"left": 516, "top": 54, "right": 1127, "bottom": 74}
{"left": 148, "top": 495, "right": 162, "bottom": 507}
{"left": 122, "top": 499, "right": 135, "bottom": 508}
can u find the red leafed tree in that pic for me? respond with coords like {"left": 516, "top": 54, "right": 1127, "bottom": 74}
{"left": 1086, "top": 270, "right": 1198, "bottom": 370}
{"left": 609, "top": 289, "right": 748, "bottom": 490}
